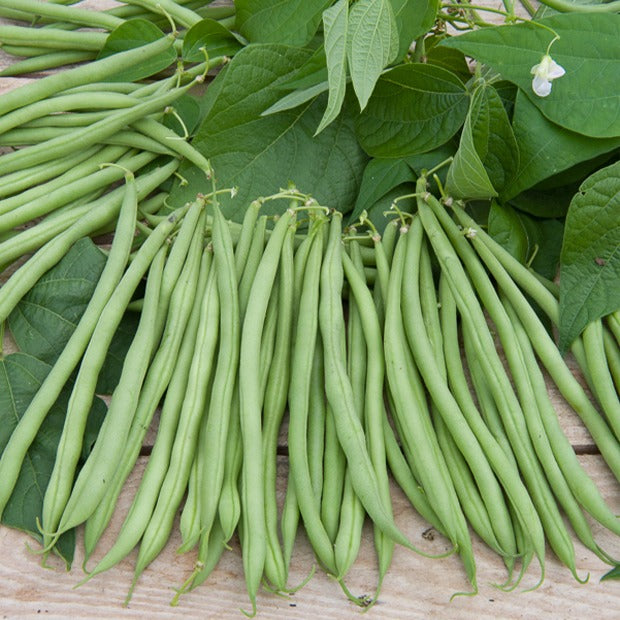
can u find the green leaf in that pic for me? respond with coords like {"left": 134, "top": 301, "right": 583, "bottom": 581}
{"left": 509, "top": 183, "right": 576, "bottom": 218}
{"left": 262, "top": 81, "right": 329, "bottom": 116}
{"left": 355, "top": 63, "right": 468, "bottom": 157}
{"left": 388, "top": 0, "right": 439, "bottom": 60}
{"left": 559, "top": 160, "right": 620, "bottom": 351}
{"left": 349, "top": 157, "right": 416, "bottom": 223}
{"left": 182, "top": 18, "right": 244, "bottom": 62}
{"left": 503, "top": 91, "right": 620, "bottom": 201}
{"left": 446, "top": 83, "right": 518, "bottom": 199}
{"left": 163, "top": 94, "right": 202, "bottom": 136}
{"left": 234, "top": 0, "right": 331, "bottom": 46}
{"left": 602, "top": 565, "right": 620, "bottom": 581}
{"left": 347, "top": 0, "right": 399, "bottom": 111}
{"left": 275, "top": 46, "right": 327, "bottom": 91}
{"left": 488, "top": 202, "right": 528, "bottom": 263}
{"left": 98, "top": 19, "right": 176, "bottom": 82}
{"left": 425, "top": 34, "right": 472, "bottom": 83}
{"left": 441, "top": 14, "right": 620, "bottom": 138}
{"left": 0, "top": 353, "right": 106, "bottom": 567}
{"left": 316, "top": 0, "right": 349, "bottom": 134}
{"left": 171, "top": 44, "right": 368, "bottom": 220}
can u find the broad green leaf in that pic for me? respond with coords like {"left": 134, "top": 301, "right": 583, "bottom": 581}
{"left": 163, "top": 94, "right": 201, "bottom": 136}
{"left": 7, "top": 238, "right": 141, "bottom": 396}
{"left": 347, "top": 0, "right": 399, "bottom": 111}
{"left": 447, "top": 83, "right": 518, "bottom": 199}
{"left": 471, "top": 85, "right": 518, "bottom": 192}
{"left": 388, "top": 0, "right": 439, "bottom": 60}
{"left": 171, "top": 44, "right": 368, "bottom": 220}
{"left": 182, "top": 18, "right": 244, "bottom": 62}
{"left": 349, "top": 157, "right": 416, "bottom": 223}
{"left": 488, "top": 202, "right": 528, "bottom": 263}
{"left": 487, "top": 202, "right": 564, "bottom": 281}
{"left": 0, "top": 353, "right": 106, "bottom": 567}
{"left": 425, "top": 35, "right": 471, "bottom": 83}
{"left": 441, "top": 14, "right": 620, "bottom": 138}
{"left": 355, "top": 63, "right": 468, "bottom": 157}
{"left": 316, "top": 0, "right": 349, "bottom": 134}
{"left": 234, "top": 0, "right": 331, "bottom": 46}
{"left": 559, "top": 160, "right": 620, "bottom": 351}
{"left": 263, "top": 81, "right": 329, "bottom": 116}
{"left": 98, "top": 19, "right": 176, "bottom": 82}
{"left": 509, "top": 184, "right": 576, "bottom": 218}
{"left": 502, "top": 91, "right": 620, "bottom": 201}
{"left": 275, "top": 46, "right": 327, "bottom": 91}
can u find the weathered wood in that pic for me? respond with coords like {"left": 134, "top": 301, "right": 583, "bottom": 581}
{"left": 0, "top": 456, "right": 619, "bottom": 619}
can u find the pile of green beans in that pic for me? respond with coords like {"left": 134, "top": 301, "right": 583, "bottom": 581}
{"left": 9, "top": 183, "right": 620, "bottom": 611}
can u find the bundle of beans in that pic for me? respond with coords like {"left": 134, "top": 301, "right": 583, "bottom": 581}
{"left": 1, "top": 170, "right": 617, "bottom": 614}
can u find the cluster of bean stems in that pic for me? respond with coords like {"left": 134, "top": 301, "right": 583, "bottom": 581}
{"left": 0, "top": 0, "right": 235, "bottom": 77}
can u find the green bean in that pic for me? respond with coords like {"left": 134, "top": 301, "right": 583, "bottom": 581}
{"left": 0, "top": 50, "right": 95, "bottom": 76}
{"left": 179, "top": 455, "right": 202, "bottom": 553}
{"left": 0, "top": 25, "right": 108, "bottom": 51}
{"left": 450, "top": 206, "right": 620, "bottom": 479}
{"left": 333, "top": 243, "right": 367, "bottom": 601}
{"left": 343, "top": 241, "right": 395, "bottom": 603}
{"left": 321, "top": 402, "right": 347, "bottom": 544}
{"left": 401, "top": 220, "right": 516, "bottom": 562}
{"left": 307, "top": 339, "right": 326, "bottom": 507}
{"left": 0, "top": 150, "right": 158, "bottom": 233}
{"left": 503, "top": 295, "right": 620, "bottom": 544}
{"left": 40, "top": 202, "right": 186, "bottom": 551}
{"left": 420, "top": 190, "right": 579, "bottom": 580}
{"left": 217, "top": 394, "right": 242, "bottom": 544}
{"left": 0, "top": 145, "right": 129, "bottom": 215}
{"left": 132, "top": 117, "right": 213, "bottom": 176}
{"left": 0, "top": 91, "right": 140, "bottom": 137}
{"left": 84, "top": 246, "right": 214, "bottom": 577}
{"left": 238, "top": 206, "right": 296, "bottom": 615}
{"left": 0, "top": 172, "right": 138, "bottom": 519}
{"left": 233, "top": 200, "right": 262, "bottom": 278}
{"left": 238, "top": 215, "right": 267, "bottom": 313}
{"left": 262, "top": 224, "right": 295, "bottom": 592}
{"left": 128, "top": 248, "right": 220, "bottom": 601}
{"left": 583, "top": 319, "right": 620, "bottom": 440}
{"left": 55, "top": 247, "right": 167, "bottom": 537}
{"left": 0, "top": 145, "right": 102, "bottom": 199}
{"left": 121, "top": 0, "right": 202, "bottom": 27}
{"left": 608, "top": 311, "right": 620, "bottom": 346}
{"left": 0, "top": 36, "right": 175, "bottom": 117}
{"left": 81, "top": 205, "right": 207, "bottom": 559}
{"left": 384, "top": 228, "right": 473, "bottom": 582}
{"left": 603, "top": 328, "right": 620, "bottom": 392}
{"left": 0, "top": 82, "right": 193, "bottom": 175}
{"left": 320, "top": 213, "right": 418, "bottom": 554}
{"left": 0, "top": 0, "right": 123, "bottom": 29}
{"left": 0, "top": 159, "right": 180, "bottom": 319}
{"left": 193, "top": 203, "right": 240, "bottom": 563}
{"left": 287, "top": 221, "right": 338, "bottom": 577}
{"left": 23, "top": 110, "right": 138, "bottom": 129}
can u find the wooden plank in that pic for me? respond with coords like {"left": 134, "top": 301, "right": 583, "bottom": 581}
{"left": 1, "top": 455, "right": 619, "bottom": 619}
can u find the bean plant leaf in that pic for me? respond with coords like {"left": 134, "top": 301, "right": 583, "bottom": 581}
{"left": 234, "top": 0, "right": 331, "bottom": 46}
{"left": 163, "top": 94, "right": 202, "bottom": 137}
{"left": 0, "top": 353, "right": 107, "bottom": 567}
{"left": 171, "top": 44, "right": 368, "bottom": 220}
{"left": 502, "top": 91, "right": 620, "bottom": 201}
{"left": 559, "top": 160, "right": 620, "bottom": 351}
{"left": 347, "top": 0, "right": 399, "bottom": 111}
{"left": 98, "top": 19, "right": 176, "bottom": 82}
{"left": 440, "top": 13, "right": 620, "bottom": 138}
{"left": 262, "top": 81, "right": 329, "bottom": 116}
{"left": 388, "top": 0, "right": 440, "bottom": 60}
{"left": 7, "top": 238, "right": 141, "bottom": 396}
{"left": 182, "top": 18, "right": 245, "bottom": 62}
{"left": 355, "top": 63, "right": 468, "bottom": 157}
{"left": 349, "top": 157, "right": 416, "bottom": 223}
{"left": 488, "top": 202, "right": 563, "bottom": 280}
{"left": 315, "top": 0, "right": 349, "bottom": 134}
{"left": 446, "top": 83, "right": 517, "bottom": 199}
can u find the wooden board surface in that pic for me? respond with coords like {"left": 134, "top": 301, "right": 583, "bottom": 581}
{"left": 1, "top": 1, "right": 620, "bottom": 618}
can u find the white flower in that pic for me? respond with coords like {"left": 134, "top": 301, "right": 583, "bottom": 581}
{"left": 530, "top": 54, "right": 565, "bottom": 97}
